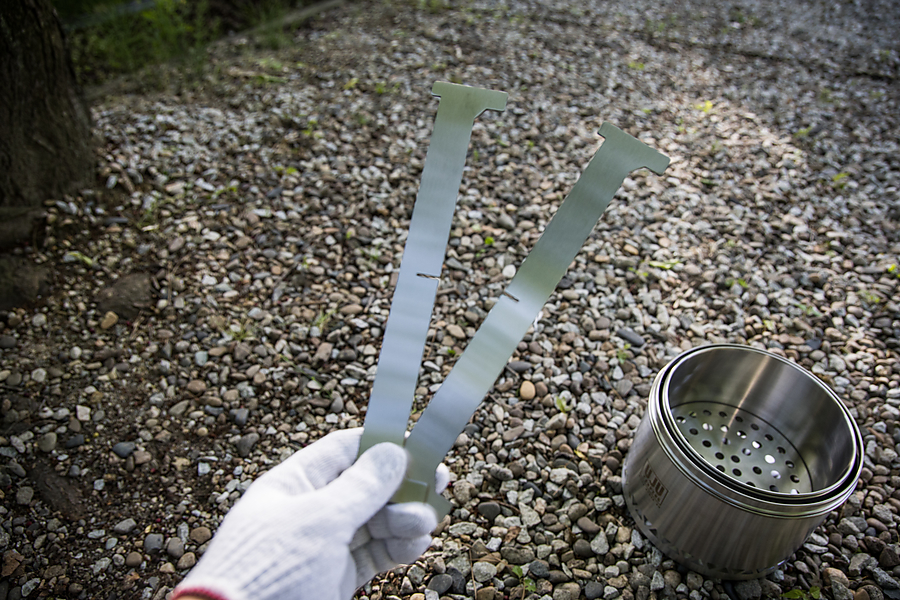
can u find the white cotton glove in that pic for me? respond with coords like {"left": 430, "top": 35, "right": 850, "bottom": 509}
{"left": 171, "top": 428, "right": 450, "bottom": 600}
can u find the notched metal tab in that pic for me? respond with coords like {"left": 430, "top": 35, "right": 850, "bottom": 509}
{"left": 432, "top": 81, "right": 508, "bottom": 115}
{"left": 597, "top": 122, "right": 670, "bottom": 175}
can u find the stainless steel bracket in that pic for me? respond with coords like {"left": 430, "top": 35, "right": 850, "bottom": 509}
{"left": 358, "top": 83, "right": 508, "bottom": 456}
{"left": 394, "top": 123, "right": 670, "bottom": 517}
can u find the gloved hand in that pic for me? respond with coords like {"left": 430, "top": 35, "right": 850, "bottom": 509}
{"left": 171, "top": 428, "right": 450, "bottom": 600}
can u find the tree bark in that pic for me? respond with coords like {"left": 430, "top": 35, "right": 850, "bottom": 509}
{"left": 0, "top": 0, "right": 93, "bottom": 248}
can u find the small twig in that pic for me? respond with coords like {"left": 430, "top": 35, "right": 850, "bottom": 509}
{"left": 493, "top": 499, "right": 520, "bottom": 513}
{"left": 422, "top": 324, "right": 439, "bottom": 362}
{"left": 129, "top": 315, "right": 144, "bottom": 340}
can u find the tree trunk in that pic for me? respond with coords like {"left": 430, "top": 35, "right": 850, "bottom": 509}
{"left": 0, "top": 0, "right": 93, "bottom": 249}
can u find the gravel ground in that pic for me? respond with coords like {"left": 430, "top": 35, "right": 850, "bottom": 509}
{"left": 2, "top": 0, "right": 900, "bottom": 599}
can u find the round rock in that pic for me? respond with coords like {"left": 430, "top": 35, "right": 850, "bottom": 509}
{"left": 125, "top": 551, "right": 143, "bottom": 568}
{"left": 477, "top": 501, "right": 502, "bottom": 522}
{"left": 177, "top": 552, "right": 197, "bottom": 570}
{"left": 166, "top": 537, "right": 185, "bottom": 559}
{"left": 427, "top": 573, "right": 453, "bottom": 594}
{"left": 190, "top": 526, "right": 212, "bottom": 545}
{"left": 573, "top": 538, "right": 594, "bottom": 557}
{"left": 38, "top": 432, "right": 57, "bottom": 453}
{"left": 519, "top": 380, "right": 536, "bottom": 400}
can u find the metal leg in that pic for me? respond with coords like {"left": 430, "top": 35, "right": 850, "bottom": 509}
{"left": 358, "top": 82, "right": 507, "bottom": 457}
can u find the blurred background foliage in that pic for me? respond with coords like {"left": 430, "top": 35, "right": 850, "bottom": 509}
{"left": 51, "top": 0, "right": 310, "bottom": 85}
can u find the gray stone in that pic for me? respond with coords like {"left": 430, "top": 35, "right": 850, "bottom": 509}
{"left": 591, "top": 532, "right": 610, "bottom": 555}
{"left": 0, "top": 335, "right": 16, "bottom": 349}
{"left": 616, "top": 328, "right": 645, "bottom": 347}
{"left": 448, "top": 522, "right": 477, "bottom": 536}
{"left": 850, "top": 553, "right": 877, "bottom": 576}
{"left": 170, "top": 400, "right": 190, "bottom": 416}
{"left": 529, "top": 560, "right": 550, "bottom": 579}
{"left": 407, "top": 565, "right": 426, "bottom": 586}
{"left": 452, "top": 480, "right": 475, "bottom": 504}
{"left": 502, "top": 425, "right": 525, "bottom": 442}
{"left": 882, "top": 546, "right": 900, "bottom": 568}
{"left": 143, "top": 533, "right": 164, "bottom": 553}
{"left": 473, "top": 561, "right": 497, "bottom": 583}
{"left": 112, "top": 441, "right": 136, "bottom": 458}
{"left": 37, "top": 432, "right": 57, "bottom": 452}
{"left": 507, "top": 361, "right": 532, "bottom": 373}
{"left": 549, "top": 570, "right": 570, "bottom": 583}
{"left": 236, "top": 432, "right": 260, "bottom": 457}
{"left": 576, "top": 516, "right": 601, "bottom": 535}
{"left": 65, "top": 434, "right": 85, "bottom": 449}
{"left": 447, "top": 555, "right": 471, "bottom": 578}
{"left": 427, "top": 573, "right": 453, "bottom": 594}
{"left": 488, "top": 465, "right": 513, "bottom": 481}
{"left": 166, "top": 537, "right": 185, "bottom": 559}
{"left": 501, "top": 546, "right": 535, "bottom": 564}
{"left": 585, "top": 581, "right": 605, "bottom": 600}
{"left": 567, "top": 502, "right": 589, "bottom": 521}
{"left": 832, "top": 580, "right": 853, "bottom": 600}
{"left": 114, "top": 518, "right": 137, "bottom": 534}
{"left": 734, "top": 579, "right": 761, "bottom": 600}
{"left": 21, "top": 578, "right": 40, "bottom": 597}
{"left": 477, "top": 501, "right": 501, "bottom": 522}
{"left": 574, "top": 538, "right": 594, "bottom": 557}
{"left": 872, "top": 567, "right": 900, "bottom": 589}
{"left": 233, "top": 408, "right": 250, "bottom": 426}
{"left": 553, "top": 582, "right": 581, "bottom": 600}
{"left": 16, "top": 486, "right": 34, "bottom": 505}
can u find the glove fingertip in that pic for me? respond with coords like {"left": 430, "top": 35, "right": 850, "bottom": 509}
{"left": 359, "top": 442, "right": 408, "bottom": 484}
{"left": 435, "top": 463, "right": 451, "bottom": 494}
{"left": 386, "top": 534, "right": 434, "bottom": 565}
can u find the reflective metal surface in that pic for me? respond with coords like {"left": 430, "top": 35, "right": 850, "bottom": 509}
{"left": 358, "top": 82, "right": 507, "bottom": 462}
{"left": 623, "top": 344, "right": 862, "bottom": 579}
{"left": 396, "top": 124, "right": 669, "bottom": 515}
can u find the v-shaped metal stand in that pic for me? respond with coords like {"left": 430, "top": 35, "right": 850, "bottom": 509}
{"left": 360, "top": 82, "right": 670, "bottom": 518}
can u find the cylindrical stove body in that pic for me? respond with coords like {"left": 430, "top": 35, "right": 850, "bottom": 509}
{"left": 623, "top": 344, "right": 862, "bottom": 579}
